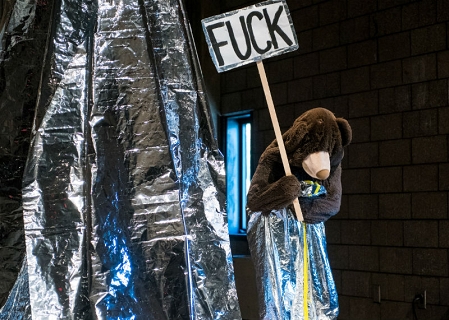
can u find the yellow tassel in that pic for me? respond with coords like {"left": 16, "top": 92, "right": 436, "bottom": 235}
{"left": 303, "top": 222, "right": 309, "bottom": 320}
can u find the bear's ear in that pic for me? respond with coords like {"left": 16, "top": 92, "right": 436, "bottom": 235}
{"left": 336, "top": 118, "right": 352, "bottom": 147}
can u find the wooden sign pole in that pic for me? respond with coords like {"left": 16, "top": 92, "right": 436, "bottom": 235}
{"left": 256, "top": 60, "right": 304, "bottom": 222}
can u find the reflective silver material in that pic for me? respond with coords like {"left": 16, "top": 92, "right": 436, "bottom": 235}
{"left": 0, "top": 258, "right": 31, "bottom": 319}
{"left": 0, "top": 0, "right": 242, "bottom": 318}
{"left": 22, "top": 0, "right": 97, "bottom": 317}
{"left": 0, "top": 0, "right": 35, "bottom": 55}
{"left": 0, "top": 0, "right": 43, "bottom": 317}
{"left": 247, "top": 204, "right": 339, "bottom": 319}
{"left": 143, "top": 1, "right": 240, "bottom": 317}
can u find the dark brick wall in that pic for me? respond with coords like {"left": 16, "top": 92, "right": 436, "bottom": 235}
{"left": 203, "top": 0, "right": 449, "bottom": 318}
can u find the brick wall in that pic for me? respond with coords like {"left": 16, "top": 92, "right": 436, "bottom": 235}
{"left": 208, "top": 0, "right": 449, "bottom": 318}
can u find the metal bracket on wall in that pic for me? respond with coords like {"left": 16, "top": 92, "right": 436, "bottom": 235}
{"left": 372, "top": 285, "right": 381, "bottom": 303}
{"left": 417, "top": 290, "right": 427, "bottom": 309}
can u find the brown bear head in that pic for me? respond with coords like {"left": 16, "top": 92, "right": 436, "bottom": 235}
{"left": 283, "top": 107, "right": 352, "bottom": 176}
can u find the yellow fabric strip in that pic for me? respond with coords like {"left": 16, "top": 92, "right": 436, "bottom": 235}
{"left": 313, "top": 182, "right": 320, "bottom": 194}
{"left": 303, "top": 222, "right": 309, "bottom": 320}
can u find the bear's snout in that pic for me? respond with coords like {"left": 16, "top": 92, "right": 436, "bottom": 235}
{"left": 302, "top": 151, "right": 330, "bottom": 180}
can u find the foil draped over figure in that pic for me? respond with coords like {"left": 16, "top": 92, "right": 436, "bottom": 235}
{"left": 0, "top": 0, "right": 241, "bottom": 319}
{"left": 247, "top": 179, "right": 338, "bottom": 319}
{"left": 246, "top": 108, "right": 352, "bottom": 320}
{"left": 247, "top": 209, "right": 339, "bottom": 319}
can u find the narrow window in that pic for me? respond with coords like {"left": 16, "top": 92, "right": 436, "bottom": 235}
{"left": 223, "top": 112, "right": 252, "bottom": 235}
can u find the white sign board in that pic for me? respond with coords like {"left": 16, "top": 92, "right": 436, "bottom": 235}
{"left": 202, "top": 0, "right": 298, "bottom": 73}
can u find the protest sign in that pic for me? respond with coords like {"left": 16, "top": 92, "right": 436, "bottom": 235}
{"left": 202, "top": 0, "right": 298, "bottom": 73}
{"left": 202, "top": 0, "right": 303, "bottom": 221}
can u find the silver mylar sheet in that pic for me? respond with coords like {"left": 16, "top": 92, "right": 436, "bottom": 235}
{"left": 1, "top": 0, "right": 45, "bottom": 318}
{"left": 247, "top": 209, "right": 339, "bottom": 320}
{"left": 0, "top": 0, "right": 242, "bottom": 319}
{"left": 0, "top": 258, "right": 31, "bottom": 320}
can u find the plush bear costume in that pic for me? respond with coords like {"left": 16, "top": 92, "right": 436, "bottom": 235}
{"left": 246, "top": 108, "right": 352, "bottom": 320}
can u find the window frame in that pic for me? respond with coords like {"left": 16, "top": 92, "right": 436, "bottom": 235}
{"left": 221, "top": 111, "right": 252, "bottom": 235}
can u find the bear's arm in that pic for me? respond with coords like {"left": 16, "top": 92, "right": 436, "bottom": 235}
{"left": 247, "top": 159, "right": 301, "bottom": 213}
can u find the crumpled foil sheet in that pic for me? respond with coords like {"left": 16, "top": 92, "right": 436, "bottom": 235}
{"left": 1, "top": 0, "right": 241, "bottom": 319}
{"left": 0, "top": 258, "right": 31, "bottom": 320}
{"left": 247, "top": 188, "right": 339, "bottom": 319}
{"left": 1, "top": 0, "right": 44, "bottom": 318}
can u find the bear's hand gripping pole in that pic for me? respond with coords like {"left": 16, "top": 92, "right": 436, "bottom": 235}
{"left": 256, "top": 60, "right": 304, "bottom": 222}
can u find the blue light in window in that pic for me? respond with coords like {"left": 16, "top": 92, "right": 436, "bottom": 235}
{"left": 225, "top": 113, "right": 251, "bottom": 234}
